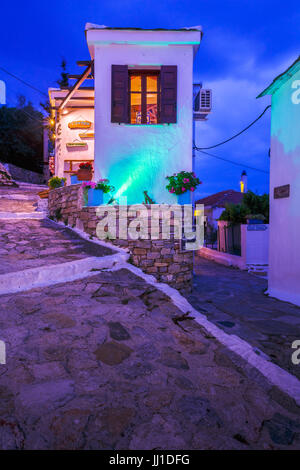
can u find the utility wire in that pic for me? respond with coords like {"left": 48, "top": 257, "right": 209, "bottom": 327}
{"left": 0, "top": 66, "right": 48, "bottom": 98}
{"left": 196, "top": 105, "right": 271, "bottom": 150}
{"left": 194, "top": 148, "right": 269, "bottom": 174}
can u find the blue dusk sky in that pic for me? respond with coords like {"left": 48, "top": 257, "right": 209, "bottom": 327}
{"left": 0, "top": 0, "right": 299, "bottom": 198}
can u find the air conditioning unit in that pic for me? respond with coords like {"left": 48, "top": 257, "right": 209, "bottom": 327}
{"left": 193, "top": 86, "right": 212, "bottom": 121}
{"left": 196, "top": 89, "right": 212, "bottom": 113}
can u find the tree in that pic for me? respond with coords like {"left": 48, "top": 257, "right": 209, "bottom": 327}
{"left": 0, "top": 96, "right": 43, "bottom": 173}
{"left": 56, "top": 59, "right": 69, "bottom": 89}
{"left": 219, "top": 191, "right": 269, "bottom": 224}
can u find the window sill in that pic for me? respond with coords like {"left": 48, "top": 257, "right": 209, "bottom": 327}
{"left": 115, "top": 123, "right": 174, "bottom": 127}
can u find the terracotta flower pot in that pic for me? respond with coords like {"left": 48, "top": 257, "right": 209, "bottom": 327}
{"left": 77, "top": 169, "right": 92, "bottom": 181}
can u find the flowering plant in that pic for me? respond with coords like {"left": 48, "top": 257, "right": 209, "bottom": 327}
{"left": 166, "top": 171, "right": 202, "bottom": 195}
{"left": 82, "top": 179, "right": 115, "bottom": 194}
{"left": 79, "top": 162, "right": 93, "bottom": 171}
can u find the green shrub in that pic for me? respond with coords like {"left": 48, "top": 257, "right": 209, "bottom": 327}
{"left": 48, "top": 176, "right": 66, "bottom": 189}
{"left": 218, "top": 191, "right": 269, "bottom": 224}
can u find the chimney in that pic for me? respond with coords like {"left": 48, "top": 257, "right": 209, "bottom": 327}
{"left": 240, "top": 170, "right": 247, "bottom": 193}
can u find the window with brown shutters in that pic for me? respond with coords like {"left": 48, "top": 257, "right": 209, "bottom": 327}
{"left": 111, "top": 65, "right": 177, "bottom": 124}
{"left": 111, "top": 65, "right": 129, "bottom": 123}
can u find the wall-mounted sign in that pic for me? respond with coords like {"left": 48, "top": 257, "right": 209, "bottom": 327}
{"left": 68, "top": 121, "right": 92, "bottom": 129}
{"left": 66, "top": 142, "right": 87, "bottom": 148}
{"left": 274, "top": 184, "right": 290, "bottom": 199}
{"left": 247, "top": 224, "right": 268, "bottom": 231}
{"left": 79, "top": 132, "right": 94, "bottom": 139}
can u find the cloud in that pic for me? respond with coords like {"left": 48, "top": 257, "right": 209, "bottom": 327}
{"left": 194, "top": 27, "right": 298, "bottom": 197}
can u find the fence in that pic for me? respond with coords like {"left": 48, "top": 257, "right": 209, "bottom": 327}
{"left": 218, "top": 223, "right": 241, "bottom": 256}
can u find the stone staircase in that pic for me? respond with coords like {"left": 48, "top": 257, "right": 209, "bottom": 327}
{"left": 0, "top": 183, "right": 48, "bottom": 219}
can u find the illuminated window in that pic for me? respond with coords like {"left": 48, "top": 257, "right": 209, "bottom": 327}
{"left": 130, "top": 72, "right": 159, "bottom": 125}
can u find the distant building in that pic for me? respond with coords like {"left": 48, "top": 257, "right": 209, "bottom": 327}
{"left": 196, "top": 188, "right": 244, "bottom": 230}
{"left": 258, "top": 56, "right": 300, "bottom": 306}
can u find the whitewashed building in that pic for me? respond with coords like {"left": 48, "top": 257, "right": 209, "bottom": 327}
{"left": 258, "top": 56, "right": 300, "bottom": 306}
{"left": 49, "top": 24, "right": 203, "bottom": 203}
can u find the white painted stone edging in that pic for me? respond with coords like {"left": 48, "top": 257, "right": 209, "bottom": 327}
{"left": 0, "top": 212, "right": 45, "bottom": 220}
{"left": 0, "top": 253, "right": 129, "bottom": 295}
{"left": 113, "top": 262, "right": 300, "bottom": 406}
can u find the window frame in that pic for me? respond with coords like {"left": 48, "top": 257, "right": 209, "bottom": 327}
{"left": 128, "top": 70, "right": 161, "bottom": 125}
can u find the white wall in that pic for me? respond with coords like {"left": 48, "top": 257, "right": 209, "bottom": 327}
{"left": 92, "top": 44, "right": 194, "bottom": 204}
{"left": 55, "top": 108, "right": 94, "bottom": 184}
{"left": 268, "top": 68, "right": 300, "bottom": 306}
{"left": 241, "top": 224, "right": 269, "bottom": 266}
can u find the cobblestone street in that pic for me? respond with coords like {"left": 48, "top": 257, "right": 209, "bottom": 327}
{"left": 188, "top": 256, "right": 300, "bottom": 380}
{"left": 1, "top": 268, "right": 300, "bottom": 449}
{"left": 0, "top": 209, "right": 300, "bottom": 449}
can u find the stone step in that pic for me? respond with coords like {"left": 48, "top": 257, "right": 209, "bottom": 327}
{"left": 0, "top": 211, "right": 45, "bottom": 220}
{"left": 0, "top": 198, "right": 38, "bottom": 213}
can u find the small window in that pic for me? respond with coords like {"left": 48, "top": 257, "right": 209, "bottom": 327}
{"left": 129, "top": 72, "right": 159, "bottom": 125}
{"left": 111, "top": 65, "right": 177, "bottom": 124}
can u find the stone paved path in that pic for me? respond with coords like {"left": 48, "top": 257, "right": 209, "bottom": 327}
{"left": 1, "top": 268, "right": 300, "bottom": 449}
{"left": 0, "top": 184, "right": 45, "bottom": 213}
{"left": 187, "top": 255, "right": 300, "bottom": 380}
{"left": 0, "top": 219, "right": 112, "bottom": 275}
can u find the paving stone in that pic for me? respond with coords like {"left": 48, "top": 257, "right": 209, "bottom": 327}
{"left": 101, "top": 407, "right": 135, "bottom": 436}
{"left": 17, "top": 380, "right": 74, "bottom": 410}
{"left": 123, "top": 362, "right": 153, "bottom": 379}
{"left": 263, "top": 413, "right": 300, "bottom": 445}
{"left": 158, "top": 347, "right": 189, "bottom": 370}
{"left": 177, "top": 395, "right": 222, "bottom": 427}
{"left": 108, "top": 322, "right": 131, "bottom": 341}
{"left": 94, "top": 341, "right": 133, "bottom": 365}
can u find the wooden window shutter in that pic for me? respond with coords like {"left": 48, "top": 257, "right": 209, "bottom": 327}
{"left": 111, "top": 65, "right": 129, "bottom": 123}
{"left": 160, "top": 66, "right": 177, "bottom": 123}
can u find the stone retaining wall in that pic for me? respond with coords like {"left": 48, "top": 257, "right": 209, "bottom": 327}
{"left": 48, "top": 185, "right": 193, "bottom": 292}
{"left": 3, "top": 162, "right": 46, "bottom": 185}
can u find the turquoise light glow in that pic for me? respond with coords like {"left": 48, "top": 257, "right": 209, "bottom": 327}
{"left": 271, "top": 68, "right": 300, "bottom": 154}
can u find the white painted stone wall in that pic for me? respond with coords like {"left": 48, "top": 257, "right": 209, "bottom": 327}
{"left": 87, "top": 28, "right": 201, "bottom": 204}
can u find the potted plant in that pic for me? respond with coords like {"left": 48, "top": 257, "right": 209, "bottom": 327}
{"left": 166, "top": 171, "right": 202, "bottom": 205}
{"left": 82, "top": 179, "right": 115, "bottom": 206}
{"left": 48, "top": 176, "right": 66, "bottom": 190}
{"left": 70, "top": 174, "right": 79, "bottom": 185}
{"left": 77, "top": 162, "right": 93, "bottom": 181}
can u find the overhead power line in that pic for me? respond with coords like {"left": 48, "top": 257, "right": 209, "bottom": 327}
{"left": 0, "top": 66, "right": 48, "bottom": 98}
{"left": 196, "top": 105, "right": 271, "bottom": 150}
{"left": 194, "top": 148, "right": 269, "bottom": 174}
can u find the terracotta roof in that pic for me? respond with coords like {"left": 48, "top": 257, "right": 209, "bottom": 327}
{"left": 195, "top": 190, "right": 244, "bottom": 208}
